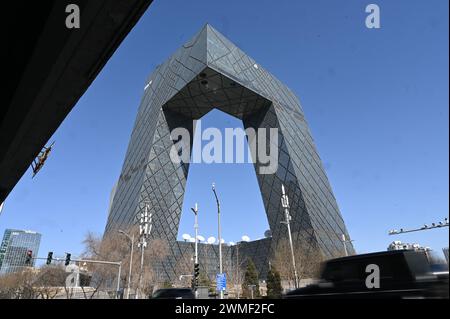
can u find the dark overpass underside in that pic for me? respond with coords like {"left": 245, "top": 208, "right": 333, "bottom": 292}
{"left": 1, "top": 0, "right": 152, "bottom": 203}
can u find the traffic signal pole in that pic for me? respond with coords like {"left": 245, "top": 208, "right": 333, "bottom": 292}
{"left": 191, "top": 203, "right": 199, "bottom": 299}
{"left": 30, "top": 254, "right": 123, "bottom": 298}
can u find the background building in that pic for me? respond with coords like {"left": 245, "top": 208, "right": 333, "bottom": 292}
{"left": 104, "top": 24, "right": 354, "bottom": 281}
{"left": 443, "top": 247, "right": 449, "bottom": 264}
{"left": 0, "top": 229, "right": 41, "bottom": 275}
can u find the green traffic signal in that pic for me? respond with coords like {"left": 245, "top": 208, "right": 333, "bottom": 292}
{"left": 46, "top": 251, "right": 53, "bottom": 265}
{"left": 65, "top": 253, "right": 71, "bottom": 266}
{"left": 194, "top": 263, "right": 200, "bottom": 278}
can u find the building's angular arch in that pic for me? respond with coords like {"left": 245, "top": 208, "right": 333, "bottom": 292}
{"left": 105, "top": 24, "right": 354, "bottom": 280}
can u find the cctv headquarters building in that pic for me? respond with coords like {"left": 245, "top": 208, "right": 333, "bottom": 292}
{"left": 104, "top": 25, "right": 354, "bottom": 282}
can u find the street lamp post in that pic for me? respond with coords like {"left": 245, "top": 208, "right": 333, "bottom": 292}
{"left": 117, "top": 262, "right": 122, "bottom": 299}
{"left": 191, "top": 203, "right": 199, "bottom": 299}
{"left": 119, "top": 230, "right": 135, "bottom": 299}
{"left": 280, "top": 184, "right": 299, "bottom": 289}
{"left": 236, "top": 241, "right": 242, "bottom": 299}
{"left": 212, "top": 183, "right": 224, "bottom": 299}
{"left": 341, "top": 234, "right": 354, "bottom": 257}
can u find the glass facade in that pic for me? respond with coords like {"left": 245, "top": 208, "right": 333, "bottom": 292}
{"left": 0, "top": 229, "right": 41, "bottom": 274}
{"left": 104, "top": 24, "right": 354, "bottom": 281}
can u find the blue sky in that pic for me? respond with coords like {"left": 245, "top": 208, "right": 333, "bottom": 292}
{"left": 1, "top": 0, "right": 448, "bottom": 262}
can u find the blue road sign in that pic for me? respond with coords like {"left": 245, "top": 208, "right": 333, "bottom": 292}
{"left": 216, "top": 273, "right": 226, "bottom": 291}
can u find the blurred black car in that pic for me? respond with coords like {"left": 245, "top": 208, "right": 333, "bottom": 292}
{"left": 284, "top": 250, "right": 449, "bottom": 299}
{"left": 151, "top": 288, "right": 195, "bottom": 299}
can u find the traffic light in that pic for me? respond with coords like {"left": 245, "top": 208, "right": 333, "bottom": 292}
{"left": 194, "top": 263, "right": 200, "bottom": 276}
{"left": 65, "top": 253, "right": 71, "bottom": 266}
{"left": 46, "top": 251, "right": 53, "bottom": 265}
{"left": 194, "top": 263, "right": 200, "bottom": 288}
{"left": 25, "top": 250, "right": 33, "bottom": 265}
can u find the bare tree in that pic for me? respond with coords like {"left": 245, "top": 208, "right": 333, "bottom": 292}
{"left": 173, "top": 253, "right": 194, "bottom": 287}
{"left": 33, "top": 265, "right": 66, "bottom": 299}
{"left": 133, "top": 238, "right": 170, "bottom": 296}
{"left": 221, "top": 253, "right": 240, "bottom": 297}
{"left": 233, "top": 264, "right": 246, "bottom": 298}
{"left": 272, "top": 233, "right": 323, "bottom": 289}
{"left": 80, "top": 228, "right": 170, "bottom": 298}
{"left": 0, "top": 269, "right": 37, "bottom": 299}
{"left": 80, "top": 231, "right": 119, "bottom": 298}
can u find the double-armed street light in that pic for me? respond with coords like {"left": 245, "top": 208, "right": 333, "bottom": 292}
{"left": 341, "top": 234, "right": 354, "bottom": 257}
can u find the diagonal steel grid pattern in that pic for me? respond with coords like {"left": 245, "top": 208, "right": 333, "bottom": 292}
{"left": 104, "top": 24, "right": 354, "bottom": 281}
